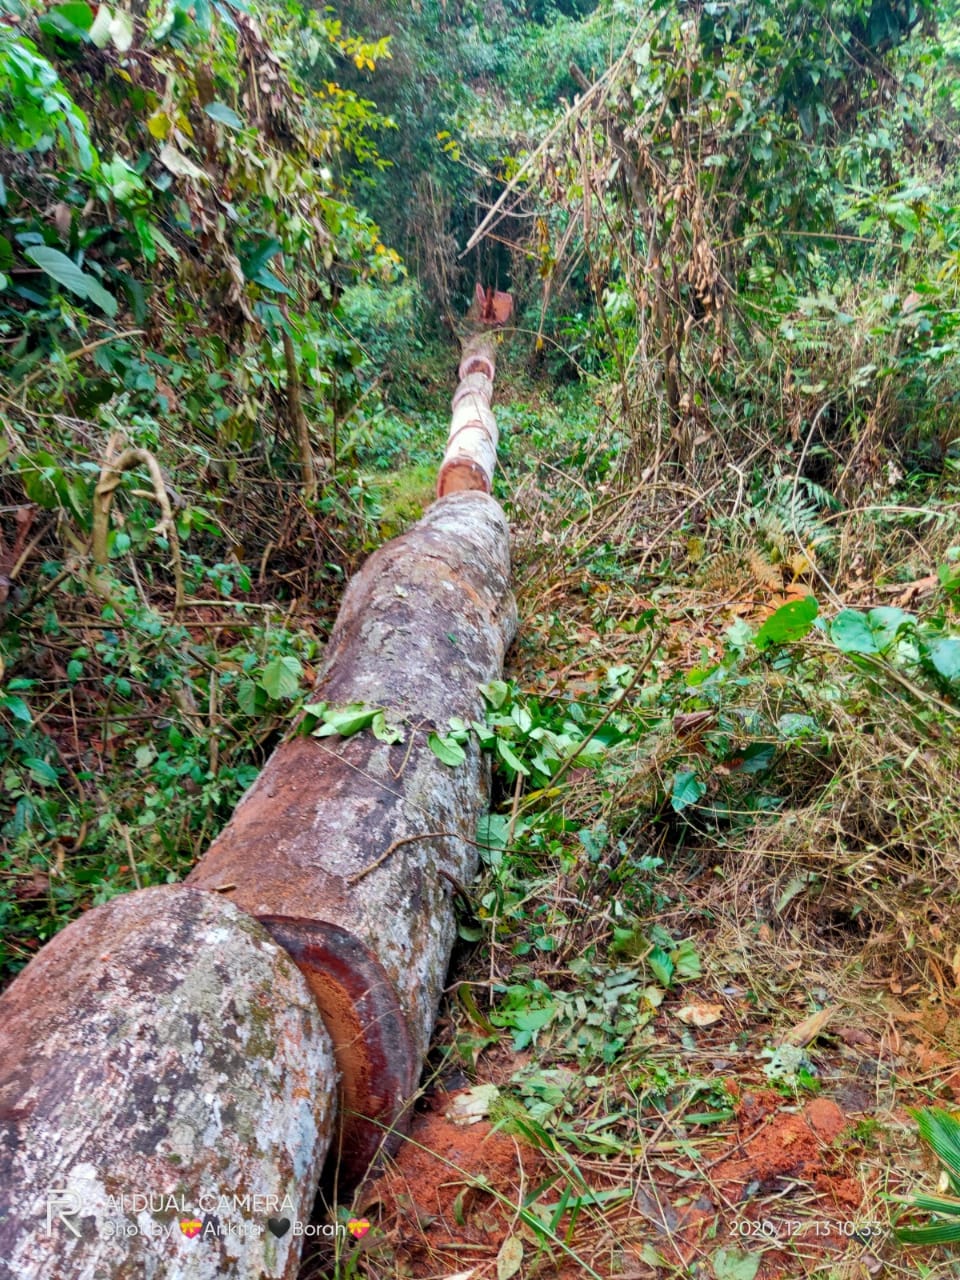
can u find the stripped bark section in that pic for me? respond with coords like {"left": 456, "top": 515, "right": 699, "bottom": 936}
{"left": 188, "top": 492, "right": 516, "bottom": 1168}
{"left": 0, "top": 886, "right": 336, "bottom": 1280}
{"left": 438, "top": 336, "right": 499, "bottom": 496}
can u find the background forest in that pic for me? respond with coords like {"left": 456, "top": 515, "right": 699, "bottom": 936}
{"left": 4, "top": 0, "right": 960, "bottom": 1275}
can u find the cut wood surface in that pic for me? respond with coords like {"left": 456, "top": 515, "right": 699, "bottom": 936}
{"left": 437, "top": 335, "right": 499, "bottom": 496}
{"left": 0, "top": 886, "right": 336, "bottom": 1280}
{"left": 188, "top": 491, "right": 517, "bottom": 1176}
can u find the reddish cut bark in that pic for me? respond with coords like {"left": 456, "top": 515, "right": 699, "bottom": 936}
{"left": 0, "top": 886, "right": 336, "bottom": 1280}
{"left": 188, "top": 491, "right": 516, "bottom": 1178}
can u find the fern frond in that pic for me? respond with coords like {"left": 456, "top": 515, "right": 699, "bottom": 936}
{"left": 747, "top": 548, "right": 783, "bottom": 592}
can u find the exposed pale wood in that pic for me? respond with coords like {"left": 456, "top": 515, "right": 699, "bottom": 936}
{"left": 438, "top": 335, "right": 500, "bottom": 497}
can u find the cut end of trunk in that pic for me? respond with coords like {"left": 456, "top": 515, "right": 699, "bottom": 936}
{"left": 258, "top": 916, "right": 418, "bottom": 1185}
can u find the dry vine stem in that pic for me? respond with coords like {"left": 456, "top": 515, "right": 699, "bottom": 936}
{"left": 92, "top": 431, "right": 185, "bottom": 609}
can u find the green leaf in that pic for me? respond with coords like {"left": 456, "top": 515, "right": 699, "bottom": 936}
{"left": 24, "top": 246, "right": 117, "bottom": 317}
{"left": 647, "top": 946, "right": 674, "bottom": 986}
{"left": 1, "top": 695, "right": 32, "bottom": 723}
{"left": 236, "top": 679, "right": 260, "bottom": 716}
{"left": 479, "top": 679, "right": 509, "bottom": 710}
{"left": 371, "top": 711, "right": 403, "bottom": 745}
{"left": 925, "top": 637, "right": 960, "bottom": 683}
{"left": 82, "top": 275, "right": 119, "bottom": 318}
{"left": 258, "top": 654, "right": 303, "bottom": 700}
{"left": 711, "top": 1247, "right": 761, "bottom": 1280}
{"left": 496, "top": 738, "right": 530, "bottom": 776}
{"left": 830, "top": 609, "right": 879, "bottom": 654}
{"left": 670, "top": 769, "right": 705, "bottom": 813}
{"left": 866, "top": 606, "right": 912, "bottom": 650}
{"left": 671, "top": 937, "right": 701, "bottom": 980}
{"left": 914, "top": 1107, "right": 960, "bottom": 1190}
{"left": 240, "top": 237, "right": 282, "bottom": 281}
{"left": 24, "top": 757, "right": 58, "bottom": 786}
{"left": 734, "top": 743, "right": 775, "bottom": 774}
{"left": 38, "top": 2, "right": 94, "bottom": 40}
{"left": 428, "top": 731, "right": 466, "bottom": 767}
{"left": 895, "top": 1219, "right": 960, "bottom": 1245}
{"left": 755, "top": 596, "right": 818, "bottom": 650}
{"left": 313, "top": 702, "right": 380, "bottom": 737}
{"left": 204, "top": 101, "right": 244, "bottom": 129}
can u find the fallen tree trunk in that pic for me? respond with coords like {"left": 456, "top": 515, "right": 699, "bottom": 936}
{"left": 188, "top": 491, "right": 516, "bottom": 1180}
{"left": 0, "top": 886, "right": 337, "bottom": 1280}
{"left": 0, "top": 321, "right": 514, "bottom": 1276}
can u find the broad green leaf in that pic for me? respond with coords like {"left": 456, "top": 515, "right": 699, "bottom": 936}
{"left": 38, "top": 2, "right": 94, "bottom": 40}
{"left": 777, "top": 713, "right": 819, "bottom": 738}
{"left": 428, "top": 731, "right": 466, "bottom": 767}
{"left": 755, "top": 596, "right": 818, "bottom": 650}
{"left": 82, "top": 275, "right": 119, "bottom": 318}
{"left": 254, "top": 266, "right": 293, "bottom": 296}
{"left": 711, "top": 1246, "right": 761, "bottom": 1280}
{"left": 647, "top": 946, "right": 674, "bottom": 986}
{"left": 670, "top": 769, "right": 705, "bottom": 813}
{"left": 371, "top": 711, "right": 403, "bottom": 745}
{"left": 734, "top": 743, "right": 775, "bottom": 774}
{"left": 471, "top": 719, "right": 496, "bottom": 750}
{"left": 866, "top": 606, "right": 912, "bottom": 650}
{"left": 236, "top": 679, "right": 260, "bottom": 717}
{"left": 1, "top": 695, "right": 32, "bottom": 723}
{"left": 240, "top": 237, "right": 282, "bottom": 281}
{"left": 672, "top": 937, "right": 701, "bottom": 980}
{"left": 259, "top": 654, "right": 302, "bottom": 700}
{"left": 204, "top": 101, "right": 244, "bottom": 129}
{"left": 313, "top": 703, "right": 380, "bottom": 737}
{"left": 479, "top": 679, "right": 509, "bottom": 710}
{"left": 496, "top": 738, "right": 530, "bottom": 776}
{"left": 24, "top": 246, "right": 117, "bottom": 317}
{"left": 830, "top": 609, "right": 879, "bottom": 654}
{"left": 926, "top": 637, "right": 960, "bottom": 683}
{"left": 24, "top": 757, "right": 58, "bottom": 786}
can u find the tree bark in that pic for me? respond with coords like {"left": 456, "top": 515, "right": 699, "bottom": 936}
{"left": 188, "top": 491, "right": 516, "bottom": 1180}
{"left": 0, "top": 886, "right": 337, "bottom": 1280}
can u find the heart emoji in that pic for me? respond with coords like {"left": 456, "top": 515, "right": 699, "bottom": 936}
{"left": 179, "top": 1219, "right": 202, "bottom": 1239}
{"left": 347, "top": 1218, "right": 370, "bottom": 1239}
{"left": 267, "top": 1217, "right": 291, "bottom": 1238}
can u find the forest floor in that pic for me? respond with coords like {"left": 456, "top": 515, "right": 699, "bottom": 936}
{"left": 307, "top": 377, "right": 960, "bottom": 1280}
